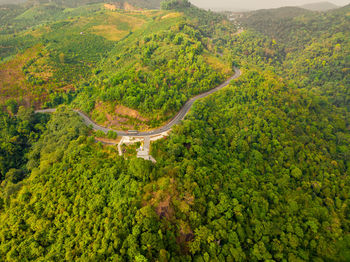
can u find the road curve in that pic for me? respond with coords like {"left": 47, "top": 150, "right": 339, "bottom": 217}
{"left": 36, "top": 68, "right": 241, "bottom": 137}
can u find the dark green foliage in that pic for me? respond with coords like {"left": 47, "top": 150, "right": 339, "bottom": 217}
{"left": 161, "top": 0, "right": 191, "bottom": 10}
{"left": 0, "top": 107, "right": 48, "bottom": 181}
{"left": 107, "top": 131, "right": 117, "bottom": 139}
{"left": 151, "top": 69, "right": 349, "bottom": 260}
{"left": 5, "top": 99, "right": 18, "bottom": 114}
{"left": 26, "top": 106, "right": 89, "bottom": 171}
{"left": 0, "top": 129, "right": 160, "bottom": 260}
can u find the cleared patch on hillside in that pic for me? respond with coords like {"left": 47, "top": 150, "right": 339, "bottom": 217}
{"left": 109, "top": 12, "right": 146, "bottom": 30}
{"left": 0, "top": 46, "right": 42, "bottom": 106}
{"left": 142, "top": 176, "right": 195, "bottom": 251}
{"left": 123, "top": 2, "right": 141, "bottom": 11}
{"left": 90, "top": 11, "right": 146, "bottom": 41}
{"left": 143, "top": 177, "right": 176, "bottom": 220}
{"left": 104, "top": 2, "right": 141, "bottom": 11}
{"left": 104, "top": 3, "right": 117, "bottom": 10}
{"left": 26, "top": 49, "right": 54, "bottom": 81}
{"left": 91, "top": 101, "right": 151, "bottom": 130}
{"left": 0, "top": 44, "right": 74, "bottom": 108}
{"left": 95, "top": 137, "right": 121, "bottom": 145}
{"left": 115, "top": 104, "right": 148, "bottom": 120}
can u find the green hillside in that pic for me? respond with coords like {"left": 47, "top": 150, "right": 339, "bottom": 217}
{"left": 0, "top": 1, "right": 349, "bottom": 261}
{"left": 0, "top": 0, "right": 235, "bottom": 129}
{"left": 238, "top": 5, "right": 350, "bottom": 110}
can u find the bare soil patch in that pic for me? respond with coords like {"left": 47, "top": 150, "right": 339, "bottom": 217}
{"left": 115, "top": 104, "right": 148, "bottom": 121}
{"left": 92, "top": 101, "right": 151, "bottom": 130}
{"left": 104, "top": 3, "right": 141, "bottom": 11}
{"left": 104, "top": 3, "right": 118, "bottom": 10}
{"left": 109, "top": 12, "right": 146, "bottom": 30}
{"left": 95, "top": 137, "right": 121, "bottom": 144}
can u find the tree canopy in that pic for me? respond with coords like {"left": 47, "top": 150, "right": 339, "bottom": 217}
{"left": 0, "top": 2, "right": 349, "bottom": 262}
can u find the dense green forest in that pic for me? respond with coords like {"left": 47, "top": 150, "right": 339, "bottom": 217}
{"left": 238, "top": 5, "right": 350, "bottom": 110}
{"left": 0, "top": 0, "right": 349, "bottom": 261}
{"left": 0, "top": 106, "right": 49, "bottom": 181}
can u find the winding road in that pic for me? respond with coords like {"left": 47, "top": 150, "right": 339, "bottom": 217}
{"left": 36, "top": 68, "right": 241, "bottom": 137}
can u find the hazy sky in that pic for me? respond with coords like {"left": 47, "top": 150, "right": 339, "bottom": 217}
{"left": 190, "top": 0, "right": 350, "bottom": 10}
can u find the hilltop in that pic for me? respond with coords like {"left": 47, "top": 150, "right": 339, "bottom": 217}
{"left": 300, "top": 1, "right": 339, "bottom": 11}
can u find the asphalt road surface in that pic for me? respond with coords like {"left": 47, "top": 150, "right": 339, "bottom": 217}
{"left": 35, "top": 68, "right": 241, "bottom": 137}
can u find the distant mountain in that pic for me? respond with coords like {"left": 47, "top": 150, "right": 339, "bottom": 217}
{"left": 239, "top": 6, "right": 312, "bottom": 31}
{"left": 300, "top": 1, "right": 338, "bottom": 11}
{"left": 243, "top": 6, "right": 311, "bottom": 20}
{"left": 239, "top": 4, "right": 349, "bottom": 44}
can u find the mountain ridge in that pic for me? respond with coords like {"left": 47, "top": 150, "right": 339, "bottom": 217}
{"left": 300, "top": 1, "right": 339, "bottom": 11}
